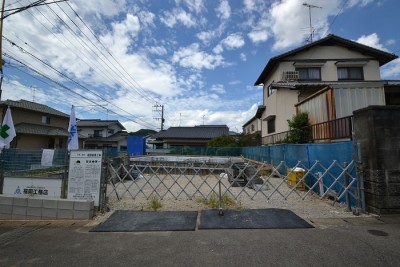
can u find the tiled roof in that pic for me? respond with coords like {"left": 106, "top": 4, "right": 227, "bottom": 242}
{"left": 0, "top": 99, "right": 69, "bottom": 118}
{"left": 84, "top": 131, "right": 128, "bottom": 142}
{"left": 270, "top": 80, "right": 386, "bottom": 90}
{"left": 15, "top": 123, "right": 69, "bottom": 137}
{"left": 153, "top": 125, "right": 229, "bottom": 139}
{"left": 255, "top": 34, "right": 398, "bottom": 85}
{"left": 77, "top": 119, "right": 125, "bottom": 130}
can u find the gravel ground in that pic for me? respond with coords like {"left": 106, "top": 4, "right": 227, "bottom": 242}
{"left": 92, "top": 173, "right": 363, "bottom": 223}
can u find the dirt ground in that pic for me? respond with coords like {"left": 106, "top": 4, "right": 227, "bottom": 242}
{"left": 102, "top": 173, "right": 358, "bottom": 220}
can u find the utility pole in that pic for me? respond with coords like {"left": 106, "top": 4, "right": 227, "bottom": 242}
{"left": 153, "top": 104, "right": 165, "bottom": 131}
{"left": 0, "top": 0, "right": 6, "bottom": 101}
{"left": 303, "top": 2, "right": 322, "bottom": 43}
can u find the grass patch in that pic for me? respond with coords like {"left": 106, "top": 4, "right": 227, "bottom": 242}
{"left": 148, "top": 195, "right": 162, "bottom": 211}
{"left": 197, "top": 193, "right": 242, "bottom": 210}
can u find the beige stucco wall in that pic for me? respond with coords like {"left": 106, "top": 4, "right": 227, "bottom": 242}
{"left": 10, "top": 109, "right": 69, "bottom": 128}
{"left": 260, "top": 44, "right": 383, "bottom": 139}
{"left": 244, "top": 118, "right": 262, "bottom": 135}
{"left": 15, "top": 134, "right": 68, "bottom": 149}
{"left": 261, "top": 89, "right": 298, "bottom": 137}
{"left": 287, "top": 46, "right": 381, "bottom": 80}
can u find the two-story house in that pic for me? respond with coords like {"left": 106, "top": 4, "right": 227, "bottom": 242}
{"left": 242, "top": 105, "right": 265, "bottom": 136}
{"left": 0, "top": 99, "right": 71, "bottom": 149}
{"left": 254, "top": 34, "right": 399, "bottom": 144}
{"left": 77, "top": 119, "right": 127, "bottom": 150}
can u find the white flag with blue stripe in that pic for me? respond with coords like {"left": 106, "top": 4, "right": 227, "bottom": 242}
{"left": 68, "top": 105, "right": 79, "bottom": 150}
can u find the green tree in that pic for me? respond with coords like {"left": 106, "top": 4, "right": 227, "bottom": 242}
{"left": 207, "top": 135, "right": 238, "bottom": 147}
{"left": 286, "top": 112, "right": 311, "bottom": 143}
{"left": 238, "top": 132, "right": 261, "bottom": 147}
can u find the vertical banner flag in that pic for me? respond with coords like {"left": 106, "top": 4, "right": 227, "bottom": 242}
{"left": 0, "top": 107, "right": 16, "bottom": 149}
{"left": 68, "top": 105, "right": 79, "bottom": 150}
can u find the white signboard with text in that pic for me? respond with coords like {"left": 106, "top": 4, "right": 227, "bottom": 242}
{"left": 3, "top": 177, "right": 62, "bottom": 198}
{"left": 67, "top": 150, "right": 102, "bottom": 206}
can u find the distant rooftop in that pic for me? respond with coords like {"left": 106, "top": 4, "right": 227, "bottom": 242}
{"left": 153, "top": 125, "right": 229, "bottom": 139}
{"left": 0, "top": 99, "right": 69, "bottom": 118}
{"left": 77, "top": 119, "right": 125, "bottom": 130}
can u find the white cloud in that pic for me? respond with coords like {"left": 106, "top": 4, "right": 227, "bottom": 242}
{"left": 381, "top": 58, "right": 400, "bottom": 79}
{"left": 229, "top": 80, "right": 242, "bottom": 85}
{"left": 197, "top": 31, "right": 215, "bottom": 44}
{"left": 213, "top": 33, "right": 245, "bottom": 54}
{"left": 180, "top": 0, "right": 205, "bottom": 13}
{"left": 70, "top": 0, "right": 127, "bottom": 17}
{"left": 386, "top": 39, "right": 396, "bottom": 46}
{"left": 147, "top": 46, "right": 168, "bottom": 56}
{"left": 268, "top": 0, "right": 340, "bottom": 50}
{"left": 356, "top": 33, "right": 388, "bottom": 52}
{"left": 347, "top": 0, "right": 375, "bottom": 8}
{"left": 248, "top": 30, "right": 269, "bottom": 44}
{"left": 240, "top": 53, "right": 247, "bottom": 61}
{"left": 196, "top": 23, "right": 227, "bottom": 45}
{"left": 216, "top": 0, "right": 231, "bottom": 20}
{"left": 243, "top": 0, "right": 255, "bottom": 12}
{"left": 137, "top": 10, "right": 156, "bottom": 28}
{"left": 211, "top": 84, "right": 226, "bottom": 94}
{"left": 160, "top": 8, "right": 196, "bottom": 28}
{"left": 223, "top": 33, "right": 245, "bottom": 49}
{"left": 172, "top": 43, "right": 224, "bottom": 70}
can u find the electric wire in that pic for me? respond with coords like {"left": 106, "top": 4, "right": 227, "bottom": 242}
{"left": 62, "top": 2, "right": 158, "bottom": 107}
{"left": 64, "top": 1, "right": 160, "bottom": 105}
{"left": 4, "top": 0, "right": 167, "bottom": 129}
{"left": 3, "top": 50, "right": 158, "bottom": 129}
{"left": 45, "top": 3, "right": 161, "bottom": 109}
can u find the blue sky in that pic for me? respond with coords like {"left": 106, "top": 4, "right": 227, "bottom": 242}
{"left": 3, "top": 0, "right": 400, "bottom": 133}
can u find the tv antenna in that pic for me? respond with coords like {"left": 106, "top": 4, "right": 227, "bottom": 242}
{"left": 303, "top": 2, "right": 322, "bottom": 43}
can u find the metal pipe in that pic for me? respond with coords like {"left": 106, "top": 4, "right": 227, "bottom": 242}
{"left": 218, "top": 178, "right": 223, "bottom": 216}
{"left": 344, "top": 162, "right": 351, "bottom": 212}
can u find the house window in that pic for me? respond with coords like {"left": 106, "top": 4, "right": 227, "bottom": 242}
{"left": 41, "top": 116, "right": 50, "bottom": 124}
{"left": 267, "top": 117, "right": 276, "bottom": 134}
{"left": 93, "top": 130, "right": 102, "bottom": 137}
{"left": 337, "top": 67, "right": 364, "bottom": 80}
{"left": 296, "top": 68, "right": 321, "bottom": 81}
{"left": 251, "top": 124, "right": 255, "bottom": 132}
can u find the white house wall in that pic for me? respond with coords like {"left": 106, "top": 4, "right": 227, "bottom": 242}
{"left": 263, "top": 88, "right": 298, "bottom": 136}
{"left": 287, "top": 46, "right": 381, "bottom": 80}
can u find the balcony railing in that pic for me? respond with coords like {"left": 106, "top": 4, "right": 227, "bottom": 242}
{"left": 262, "top": 116, "right": 353, "bottom": 145}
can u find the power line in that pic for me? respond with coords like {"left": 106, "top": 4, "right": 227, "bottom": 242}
{"left": 3, "top": 49, "right": 158, "bottom": 130}
{"left": 3, "top": 0, "right": 68, "bottom": 19}
{"left": 323, "top": 0, "right": 349, "bottom": 37}
{"left": 64, "top": 1, "right": 160, "bottom": 105}
{"left": 3, "top": 1, "right": 169, "bottom": 130}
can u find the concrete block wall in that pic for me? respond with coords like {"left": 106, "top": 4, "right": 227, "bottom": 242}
{"left": 354, "top": 105, "right": 400, "bottom": 214}
{"left": 0, "top": 195, "right": 95, "bottom": 220}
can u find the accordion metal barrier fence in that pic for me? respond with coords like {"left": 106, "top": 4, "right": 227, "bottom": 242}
{"left": 104, "top": 156, "right": 363, "bottom": 212}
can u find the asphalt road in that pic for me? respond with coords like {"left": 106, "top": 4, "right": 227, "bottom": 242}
{"left": 0, "top": 215, "right": 399, "bottom": 267}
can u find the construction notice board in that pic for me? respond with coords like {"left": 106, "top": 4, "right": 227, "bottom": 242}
{"left": 67, "top": 150, "right": 102, "bottom": 206}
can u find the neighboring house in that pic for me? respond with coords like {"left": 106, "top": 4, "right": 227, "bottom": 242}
{"left": 77, "top": 119, "right": 127, "bottom": 150}
{"left": 242, "top": 105, "right": 265, "bottom": 135}
{"left": 254, "top": 34, "right": 399, "bottom": 144}
{"left": 0, "top": 99, "right": 71, "bottom": 149}
{"left": 149, "top": 125, "right": 230, "bottom": 148}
